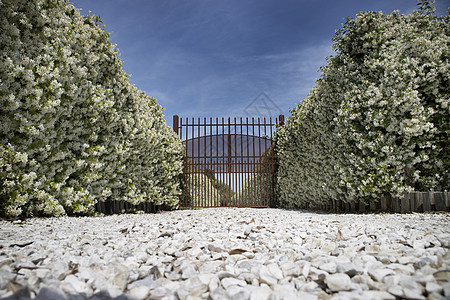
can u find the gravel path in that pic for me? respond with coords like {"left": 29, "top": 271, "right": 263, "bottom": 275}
{"left": 0, "top": 208, "right": 449, "bottom": 300}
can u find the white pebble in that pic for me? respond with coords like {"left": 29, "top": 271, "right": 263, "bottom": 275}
{"left": 325, "top": 273, "right": 352, "bottom": 291}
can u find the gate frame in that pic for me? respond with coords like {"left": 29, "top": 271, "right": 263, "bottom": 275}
{"left": 173, "top": 115, "right": 284, "bottom": 209}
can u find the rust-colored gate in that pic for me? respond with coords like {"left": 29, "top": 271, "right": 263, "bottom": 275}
{"left": 173, "top": 115, "right": 284, "bottom": 208}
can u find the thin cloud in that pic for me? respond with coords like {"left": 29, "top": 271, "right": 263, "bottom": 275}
{"left": 71, "top": 0, "right": 447, "bottom": 125}
{"left": 156, "top": 40, "right": 334, "bottom": 121}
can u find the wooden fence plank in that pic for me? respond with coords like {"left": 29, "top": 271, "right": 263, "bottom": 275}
{"left": 446, "top": 192, "right": 450, "bottom": 211}
{"left": 415, "top": 192, "right": 423, "bottom": 212}
{"left": 435, "top": 192, "right": 446, "bottom": 211}
{"left": 409, "top": 192, "right": 417, "bottom": 212}
{"left": 359, "top": 201, "right": 366, "bottom": 213}
{"left": 381, "top": 196, "right": 388, "bottom": 211}
{"left": 423, "top": 192, "right": 431, "bottom": 212}
{"left": 393, "top": 197, "right": 401, "bottom": 213}
{"left": 370, "top": 200, "right": 377, "bottom": 211}
{"left": 430, "top": 192, "right": 435, "bottom": 206}
{"left": 401, "top": 193, "right": 410, "bottom": 213}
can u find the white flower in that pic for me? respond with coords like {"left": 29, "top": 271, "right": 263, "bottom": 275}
{"left": 1, "top": 0, "right": 183, "bottom": 216}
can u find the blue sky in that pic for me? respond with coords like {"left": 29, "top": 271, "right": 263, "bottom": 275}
{"left": 71, "top": 0, "right": 448, "bottom": 127}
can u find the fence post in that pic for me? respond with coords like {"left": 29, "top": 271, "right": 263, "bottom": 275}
{"left": 173, "top": 115, "right": 179, "bottom": 136}
{"left": 278, "top": 114, "right": 285, "bottom": 125}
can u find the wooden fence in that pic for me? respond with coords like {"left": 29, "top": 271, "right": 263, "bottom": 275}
{"left": 95, "top": 200, "right": 166, "bottom": 214}
{"left": 309, "top": 192, "right": 450, "bottom": 213}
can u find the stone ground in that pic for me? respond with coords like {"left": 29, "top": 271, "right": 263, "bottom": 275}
{"left": 0, "top": 208, "right": 449, "bottom": 300}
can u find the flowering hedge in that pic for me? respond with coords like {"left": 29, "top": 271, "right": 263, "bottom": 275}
{"left": 277, "top": 6, "right": 449, "bottom": 208}
{"left": 0, "top": 0, "right": 183, "bottom": 217}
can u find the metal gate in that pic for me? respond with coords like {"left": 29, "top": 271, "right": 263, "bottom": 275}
{"left": 173, "top": 115, "right": 284, "bottom": 208}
